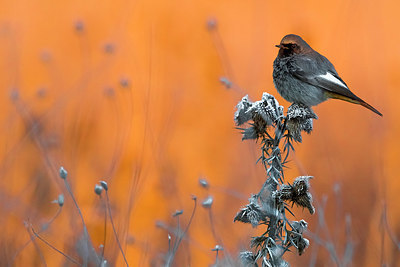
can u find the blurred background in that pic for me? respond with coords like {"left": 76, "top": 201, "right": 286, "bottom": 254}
{"left": 0, "top": 0, "right": 399, "bottom": 266}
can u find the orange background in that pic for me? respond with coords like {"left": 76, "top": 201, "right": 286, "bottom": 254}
{"left": 1, "top": 0, "right": 399, "bottom": 266}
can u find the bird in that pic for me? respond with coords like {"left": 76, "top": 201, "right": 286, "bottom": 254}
{"left": 273, "top": 34, "right": 382, "bottom": 116}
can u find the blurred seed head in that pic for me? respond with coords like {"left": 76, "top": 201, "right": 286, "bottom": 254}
{"left": 74, "top": 20, "right": 85, "bottom": 32}
{"left": 172, "top": 210, "right": 183, "bottom": 217}
{"left": 40, "top": 50, "right": 52, "bottom": 63}
{"left": 211, "top": 245, "right": 223, "bottom": 251}
{"left": 59, "top": 166, "right": 67, "bottom": 179}
{"left": 206, "top": 18, "right": 217, "bottom": 30}
{"left": 201, "top": 196, "right": 213, "bottom": 208}
{"left": 100, "top": 181, "right": 108, "bottom": 191}
{"left": 104, "top": 87, "right": 115, "bottom": 97}
{"left": 52, "top": 194, "right": 64, "bottom": 207}
{"left": 94, "top": 184, "right": 103, "bottom": 195}
{"left": 103, "top": 43, "right": 115, "bottom": 54}
{"left": 10, "top": 88, "right": 19, "bottom": 102}
{"left": 239, "top": 251, "right": 256, "bottom": 266}
{"left": 219, "top": 77, "right": 232, "bottom": 89}
{"left": 199, "top": 178, "right": 209, "bottom": 189}
{"left": 120, "top": 78, "right": 131, "bottom": 88}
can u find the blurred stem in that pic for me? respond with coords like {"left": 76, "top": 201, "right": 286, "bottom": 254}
{"left": 105, "top": 190, "right": 129, "bottom": 267}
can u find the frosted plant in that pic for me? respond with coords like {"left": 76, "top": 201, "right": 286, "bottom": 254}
{"left": 234, "top": 93, "right": 316, "bottom": 266}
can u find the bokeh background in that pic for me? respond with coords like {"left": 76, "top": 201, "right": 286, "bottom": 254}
{"left": 1, "top": 0, "right": 399, "bottom": 266}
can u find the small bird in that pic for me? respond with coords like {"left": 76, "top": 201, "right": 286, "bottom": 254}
{"left": 273, "top": 34, "right": 382, "bottom": 116}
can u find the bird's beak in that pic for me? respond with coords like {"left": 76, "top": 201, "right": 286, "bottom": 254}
{"left": 275, "top": 44, "right": 282, "bottom": 48}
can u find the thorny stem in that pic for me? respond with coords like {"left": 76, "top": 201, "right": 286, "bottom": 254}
{"left": 234, "top": 95, "right": 316, "bottom": 266}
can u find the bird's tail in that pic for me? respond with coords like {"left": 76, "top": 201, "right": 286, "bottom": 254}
{"left": 326, "top": 92, "right": 383, "bottom": 116}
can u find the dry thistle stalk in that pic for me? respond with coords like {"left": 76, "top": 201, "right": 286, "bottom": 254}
{"left": 234, "top": 93, "right": 316, "bottom": 266}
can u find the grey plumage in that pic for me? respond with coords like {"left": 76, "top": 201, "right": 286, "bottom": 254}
{"left": 273, "top": 34, "right": 382, "bottom": 116}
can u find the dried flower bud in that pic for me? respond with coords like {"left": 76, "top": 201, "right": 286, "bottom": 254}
{"left": 234, "top": 95, "right": 253, "bottom": 126}
{"left": 291, "top": 219, "right": 308, "bottom": 234}
{"left": 219, "top": 77, "right": 232, "bottom": 89}
{"left": 100, "top": 181, "right": 108, "bottom": 191}
{"left": 199, "top": 178, "right": 209, "bottom": 188}
{"left": 52, "top": 194, "right": 64, "bottom": 207}
{"left": 201, "top": 196, "right": 213, "bottom": 208}
{"left": 94, "top": 184, "right": 103, "bottom": 195}
{"left": 172, "top": 210, "right": 183, "bottom": 217}
{"left": 211, "top": 245, "right": 223, "bottom": 251}
{"left": 59, "top": 167, "right": 67, "bottom": 179}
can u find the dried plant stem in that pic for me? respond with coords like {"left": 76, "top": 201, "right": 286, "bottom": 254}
{"left": 30, "top": 225, "right": 81, "bottom": 265}
{"left": 105, "top": 190, "right": 129, "bottom": 267}
{"left": 25, "top": 224, "right": 47, "bottom": 267}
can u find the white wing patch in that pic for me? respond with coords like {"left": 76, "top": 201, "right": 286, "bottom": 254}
{"left": 318, "top": 72, "right": 348, "bottom": 89}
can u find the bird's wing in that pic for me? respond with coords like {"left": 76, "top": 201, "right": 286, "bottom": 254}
{"left": 290, "top": 54, "right": 363, "bottom": 102}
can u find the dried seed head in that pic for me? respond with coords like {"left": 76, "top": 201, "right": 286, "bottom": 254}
{"left": 291, "top": 219, "right": 308, "bottom": 234}
{"left": 250, "top": 93, "right": 283, "bottom": 126}
{"left": 286, "top": 103, "right": 318, "bottom": 142}
{"left": 275, "top": 176, "right": 314, "bottom": 214}
{"left": 296, "top": 237, "right": 310, "bottom": 255}
{"left": 235, "top": 93, "right": 284, "bottom": 140}
{"left": 234, "top": 95, "right": 253, "bottom": 126}
{"left": 234, "top": 197, "right": 264, "bottom": 227}
{"left": 239, "top": 251, "right": 256, "bottom": 266}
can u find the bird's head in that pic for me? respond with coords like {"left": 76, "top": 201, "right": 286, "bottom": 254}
{"left": 275, "top": 34, "right": 313, "bottom": 58}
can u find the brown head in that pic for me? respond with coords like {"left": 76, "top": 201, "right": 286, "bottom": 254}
{"left": 276, "top": 34, "right": 313, "bottom": 58}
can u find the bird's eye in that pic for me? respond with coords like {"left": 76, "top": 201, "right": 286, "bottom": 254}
{"left": 290, "top": 44, "right": 297, "bottom": 49}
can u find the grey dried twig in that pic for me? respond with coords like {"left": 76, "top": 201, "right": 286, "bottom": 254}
{"left": 234, "top": 93, "right": 316, "bottom": 266}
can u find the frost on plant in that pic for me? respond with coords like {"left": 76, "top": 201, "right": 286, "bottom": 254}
{"left": 234, "top": 93, "right": 316, "bottom": 266}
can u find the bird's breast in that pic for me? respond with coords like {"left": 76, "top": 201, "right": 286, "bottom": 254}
{"left": 273, "top": 57, "right": 328, "bottom": 106}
